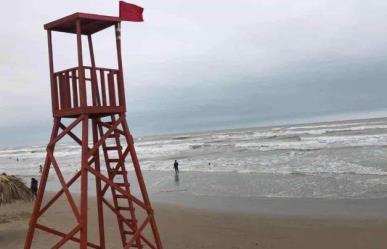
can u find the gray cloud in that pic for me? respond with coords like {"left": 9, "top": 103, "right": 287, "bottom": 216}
{"left": 1, "top": 0, "right": 387, "bottom": 146}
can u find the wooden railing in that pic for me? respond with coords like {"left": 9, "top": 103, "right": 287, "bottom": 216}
{"left": 52, "top": 66, "right": 124, "bottom": 116}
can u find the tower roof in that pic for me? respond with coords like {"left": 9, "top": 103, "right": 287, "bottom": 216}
{"left": 44, "top": 12, "right": 121, "bottom": 35}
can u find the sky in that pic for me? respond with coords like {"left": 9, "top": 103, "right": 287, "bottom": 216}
{"left": 1, "top": 0, "right": 387, "bottom": 146}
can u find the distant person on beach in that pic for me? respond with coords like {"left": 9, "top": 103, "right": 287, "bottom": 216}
{"left": 39, "top": 165, "right": 42, "bottom": 173}
{"left": 30, "top": 178, "right": 38, "bottom": 198}
{"left": 173, "top": 160, "right": 179, "bottom": 174}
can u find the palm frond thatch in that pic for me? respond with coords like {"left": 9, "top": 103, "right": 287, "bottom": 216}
{"left": 0, "top": 175, "right": 33, "bottom": 205}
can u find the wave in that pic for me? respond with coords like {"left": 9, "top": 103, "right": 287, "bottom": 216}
{"left": 2, "top": 119, "right": 387, "bottom": 180}
{"left": 172, "top": 136, "right": 192, "bottom": 140}
{"left": 265, "top": 135, "right": 302, "bottom": 141}
{"left": 286, "top": 120, "right": 387, "bottom": 130}
{"left": 190, "top": 144, "right": 211, "bottom": 150}
{"left": 254, "top": 124, "right": 387, "bottom": 139}
{"left": 133, "top": 167, "right": 387, "bottom": 176}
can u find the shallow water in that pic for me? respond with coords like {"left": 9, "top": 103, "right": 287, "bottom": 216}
{"left": 1, "top": 117, "right": 387, "bottom": 199}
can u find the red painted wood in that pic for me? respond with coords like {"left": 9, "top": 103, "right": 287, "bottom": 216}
{"left": 100, "top": 70, "right": 107, "bottom": 106}
{"left": 44, "top": 12, "right": 121, "bottom": 35}
{"left": 108, "top": 71, "right": 116, "bottom": 106}
{"left": 65, "top": 71, "right": 72, "bottom": 108}
{"left": 25, "top": 12, "right": 163, "bottom": 249}
{"left": 71, "top": 70, "right": 78, "bottom": 107}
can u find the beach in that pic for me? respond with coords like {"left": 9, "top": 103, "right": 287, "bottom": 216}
{"left": 1, "top": 193, "right": 387, "bottom": 249}
{"left": 2, "top": 0, "right": 387, "bottom": 247}
{"left": 1, "top": 117, "right": 387, "bottom": 248}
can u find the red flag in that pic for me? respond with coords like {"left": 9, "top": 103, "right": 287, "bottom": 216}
{"left": 119, "top": 1, "right": 144, "bottom": 22}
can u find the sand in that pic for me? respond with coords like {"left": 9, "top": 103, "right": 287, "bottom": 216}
{"left": 0, "top": 194, "right": 387, "bottom": 249}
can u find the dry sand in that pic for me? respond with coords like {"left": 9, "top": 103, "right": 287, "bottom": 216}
{"left": 0, "top": 194, "right": 387, "bottom": 249}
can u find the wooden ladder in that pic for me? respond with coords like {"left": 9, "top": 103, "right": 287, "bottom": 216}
{"left": 98, "top": 114, "right": 143, "bottom": 248}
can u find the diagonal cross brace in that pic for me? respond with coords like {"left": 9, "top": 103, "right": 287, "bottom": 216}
{"left": 48, "top": 151, "right": 81, "bottom": 222}
{"left": 35, "top": 223, "right": 99, "bottom": 249}
{"left": 125, "top": 216, "right": 151, "bottom": 249}
{"left": 88, "top": 115, "right": 124, "bottom": 158}
{"left": 86, "top": 165, "right": 147, "bottom": 210}
{"left": 99, "top": 121, "right": 125, "bottom": 136}
{"left": 48, "top": 116, "right": 83, "bottom": 148}
{"left": 59, "top": 122, "right": 83, "bottom": 146}
{"left": 39, "top": 171, "right": 81, "bottom": 217}
{"left": 52, "top": 225, "right": 80, "bottom": 249}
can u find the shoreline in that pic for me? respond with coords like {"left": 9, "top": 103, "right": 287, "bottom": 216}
{"left": 27, "top": 169, "right": 387, "bottom": 219}
{"left": 1, "top": 193, "right": 387, "bottom": 249}
{"left": 12, "top": 169, "right": 387, "bottom": 219}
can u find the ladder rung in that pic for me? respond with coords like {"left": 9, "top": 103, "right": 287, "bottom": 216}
{"left": 115, "top": 183, "right": 127, "bottom": 186}
{"left": 110, "top": 170, "right": 127, "bottom": 175}
{"left": 107, "top": 158, "right": 120, "bottom": 163}
{"left": 106, "top": 146, "right": 121, "bottom": 150}
{"left": 123, "top": 230, "right": 134, "bottom": 235}
{"left": 107, "top": 134, "right": 116, "bottom": 138}
{"left": 124, "top": 241, "right": 142, "bottom": 248}
{"left": 115, "top": 194, "right": 127, "bottom": 198}
{"left": 125, "top": 245, "right": 142, "bottom": 249}
{"left": 122, "top": 218, "right": 137, "bottom": 227}
{"left": 114, "top": 183, "right": 127, "bottom": 190}
{"left": 117, "top": 206, "right": 133, "bottom": 211}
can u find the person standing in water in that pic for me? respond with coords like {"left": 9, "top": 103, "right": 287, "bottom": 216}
{"left": 173, "top": 160, "right": 179, "bottom": 174}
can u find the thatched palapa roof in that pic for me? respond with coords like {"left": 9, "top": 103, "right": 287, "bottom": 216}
{"left": 0, "top": 175, "right": 33, "bottom": 205}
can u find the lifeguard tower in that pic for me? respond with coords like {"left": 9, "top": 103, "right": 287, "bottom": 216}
{"left": 24, "top": 10, "right": 163, "bottom": 249}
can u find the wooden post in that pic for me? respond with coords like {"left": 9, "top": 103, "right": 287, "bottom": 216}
{"left": 88, "top": 35, "right": 101, "bottom": 106}
{"left": 47, "top": 31, "right": 58, "bottom": 114}
{"left": 93, "top": 119, "right": 105, "bottom": 249}
{"left": 115, "top": 23, "right": 126, "bottom": 111}
{"left": 76, "top": 20, "right": 87, "bottom": 109}
{"left": 80, "top": 115, "right": 89, "bottom": 248}
{"left": 24, "top": 118, "right": 61, "bottom": 249}
{"left": 77, "top": 19, "right": 88, "bottom": 249}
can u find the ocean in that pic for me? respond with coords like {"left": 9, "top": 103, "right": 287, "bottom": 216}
{"left": 1, "top": 117, "right": 387, "bottom": 200}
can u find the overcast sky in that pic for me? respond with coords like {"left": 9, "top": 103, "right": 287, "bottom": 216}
{"left": 1, "top": 0, "right": 387, "bottom": 146}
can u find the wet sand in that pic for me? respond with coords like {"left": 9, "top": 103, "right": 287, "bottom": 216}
{"left": 0, "top": 194, "right": 386, "bottom": 249}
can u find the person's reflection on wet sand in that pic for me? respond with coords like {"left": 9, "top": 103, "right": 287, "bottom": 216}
{"left": 174, "top": 172, "right": 180, "bottom": 185}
